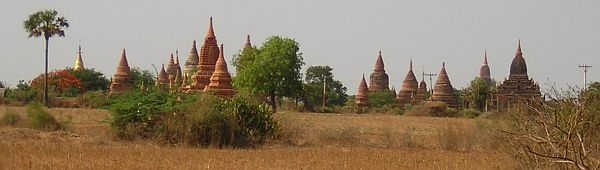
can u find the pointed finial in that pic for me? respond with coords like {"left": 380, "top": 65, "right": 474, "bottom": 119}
{"left": 193, "top": 40, "right": 197, "bottom": 46}
{"left": 517, "top": 39, "right": 522, "bottom": 52}
{"left": 206, "top": 17, "right": 215, "bottom": 37}
{"left": 484, "top": 50, "right": 488, "bottom": 64}
{"left": 246, "top": 34, "right": 251, "bottom": 45}
{"left": 175, "top": 50, "right": 180, "bottom": 64}
{"left": 442, "top": 62, "right": 446, "bottom": 68}
{"left": 119, "top": 48, "right": 129, "bottom": 66}
{"left": 378, "top": 50, "right": 382, "bottom": 56}
{"left": 409, "top": 58, "right": 413, "bottom": 70}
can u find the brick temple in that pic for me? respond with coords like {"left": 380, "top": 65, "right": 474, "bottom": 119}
{"left": 479, "top": 51, "right": 492, "bottom": 84}
{"left": 368, "top": 51, "right": 390, "bottom": 92}
{"left": 191, "top": 17, "right": 220, "bottom": 91}
{"left": 109, "top": 49, "right": 133, "bottom": 95}
{"left": 355, "top": 75, "right": 369, "bottom": 107}
{"left": 397, "top": 59, "right": 419, "bottom": 106}
{"left": 203, "top": 44, "right": 235, "bottom": 98}
{"left": 492, "top": 41, "right": 541, "bottom": 110}
{"left": 429, "top": 62, "right": 459, "bottom": 108}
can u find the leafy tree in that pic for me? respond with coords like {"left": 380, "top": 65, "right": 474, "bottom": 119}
{"left": 233, "top": 36, "right": 304, "bottom": 112}
{"left": 130, "top": 67, "right": 156, "bottom": 89}
{"left": 31, "top": 69, "right": 83, "bottom": 97}
{"left": 23, "top": 9, "right": 69, "bottom": 105}
{"left": 368, "top": 90, "right": 396, "bottom": 108}
{"left": 302, "top": 65, "right": 348, "bottom": 110}
{"left": 68, "top": 68, "right": 110, "bottom": 92}
{"left": 464, "top": 78, "right": 495, "bottom": 111}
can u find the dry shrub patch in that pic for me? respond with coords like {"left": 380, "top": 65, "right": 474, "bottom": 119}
{"left": 25, "top": 103, "right": 65, "bottom": 131}
{"left": 0, "top": 108, "right": 21, "bottom": 126}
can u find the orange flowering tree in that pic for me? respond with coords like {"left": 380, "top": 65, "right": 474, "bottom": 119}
{"left": 31, "top": 69, "right": 83, "bottom": 97}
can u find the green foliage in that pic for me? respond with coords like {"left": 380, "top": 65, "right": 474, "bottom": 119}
{"left": 130, "top": 67, "right": 156, "bottom": 89}
{"left": 4, "top": 80, "right": 38, "bottom": 104}
{"left": 464, "top": 78, "right": 495, "bottom": 111}
{"left": 26, "top": 102, "right": 62, "bottom": 131}
{"left": 109, "top": 90, "right": 189, "bottom": 138}
{"left": 405, "top": 102, "right": 457, "bottom": 117}
{"left": 23, "top": 9, "right": 69, "bottom": 39}
{"left": 367, "top": 90, "right": 396, "bottom": 108}
{"left": 109, "top": 90, "right": 278, "bottom": 148}
{"left": 460, "top": 108, "right": 481, "bottom": 118}
{"left": 76, "top": 91, "right": 111, "bottom": 109}
{"left": 69, "top": 68, "right": 110, "bottom": 92}
{"left": 233, "top": 36, "right": 304, "bottom": 112}
{"left": 302, "top": 65, "right": 348, "bottom": 111}
{"left": 0, "top": 108, "right": 20, "bottom": 126}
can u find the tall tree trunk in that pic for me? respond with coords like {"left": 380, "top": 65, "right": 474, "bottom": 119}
{"left": 269, "top": 91, "right": 277, "bottom": 113}
{"left": 44, "top": 36, "right": 49, "bottom": 107}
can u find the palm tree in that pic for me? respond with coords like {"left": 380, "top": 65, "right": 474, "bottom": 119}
{"left": 23, "top": 10, "right": 69, "bottom": 106}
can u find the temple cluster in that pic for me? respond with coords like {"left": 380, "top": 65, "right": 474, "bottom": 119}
{"left": 100, "top": 17, "right": 240, "bottom": 98}
{"left": 355, "top": 40, "right": 541, "bottom": 110}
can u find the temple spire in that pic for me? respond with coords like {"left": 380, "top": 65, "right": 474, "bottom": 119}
{"left": 374, "top": 50, "right": 385, "bottom": 71}
{"left": 206, "top": 17, "right": 215, "bottom": 37}
{"left": 484, "top": 50, "right": 488, "bottom": 64}
{"left": 517, "top": 39, "right": 522, "bottom": 52}
{"left": 244, "top": 34, "right": 252, "bottom": 49}
{"left": 409, "top": 58, "right": 413, "bottom": 70}
{"left": 74, "top": 45, "right": 84, "bottom": 70}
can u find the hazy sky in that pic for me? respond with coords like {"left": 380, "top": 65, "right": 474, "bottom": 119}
{"left": 1, "top": 0, "right": 599, "bottom": 94}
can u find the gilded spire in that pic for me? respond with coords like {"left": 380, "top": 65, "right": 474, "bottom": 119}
{"left": 74, "top": 45, "right": 84, "bottom": 70}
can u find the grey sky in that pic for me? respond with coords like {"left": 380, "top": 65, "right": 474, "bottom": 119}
{"left": 1, "top": 0, "right": 599, "bottom": 94}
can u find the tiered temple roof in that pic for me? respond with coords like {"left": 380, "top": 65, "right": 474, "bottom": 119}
{"left": 166, "top": 54, "right": 176, "bottom": 77}
{"left": 192, "top": 17, "right": 220, "bottom": 90}
{"left": 429, "top": 62, "right": 459, "bottom": 108}
{"left": 73, "top": 46, "right": 84, "bottom": 70}
{"left": 493, "top": 40, "right": 541, "bottom": 110}
{"left": 244, "top": 34, "right": 252, "bottom": 50}
{"left": 479, "top": 51, "right": 492, "bottom": 84}
{"left": 204, "top": 44, "right": 235, "bottom": 98}
{"left": 184, "top": 40, "right": 200, "bottom": 80}
{"left": 397, "top": 59, "right": 419, "bottom": 105}
{"left": 368, "top": 51, "right": 390, "bottom": 92}
{"left": 109, "top": 49, "right": 133, "bottom": 95}
{"left": 355, "top": 75, "right": 369, "bottom": 107}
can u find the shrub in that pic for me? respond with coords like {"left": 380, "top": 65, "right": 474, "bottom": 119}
{"left": 109, "top": 90, "right": 278, "bottom": 148}
{"left": 76, "top": 91, "right": 111, "bottom": 109}
{"left": 405, "top": 101, "right": 458, "bottom": 117}
{"left": 368, "top": 90, "right": 396, "bottom": 108}
{"left": 4, "top": 80, "right": 38, "bottom": 104}
{"left": 460, "top": 108, "right": 481, "bottom": 118}
{"left": 0, "top": 108, "right": 20, "bottom": 126}
{"left": 26, "top": 102, "right": 62, "bottom": 131}
{"left": 68, "top": 68, "right": 110, "bottom": 92}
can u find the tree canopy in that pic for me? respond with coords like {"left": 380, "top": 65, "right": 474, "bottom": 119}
{"left": 233, "top": 36, "right": 304, "bottom": 112}
{"left": 302, "top": 65, "right": 348, "bottom": 110}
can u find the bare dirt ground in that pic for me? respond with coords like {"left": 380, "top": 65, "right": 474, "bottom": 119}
{"left": 0, "top": 106, "right": 514, "bottom": 169}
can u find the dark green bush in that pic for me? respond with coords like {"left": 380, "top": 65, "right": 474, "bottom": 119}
{"left": 109, "top": 90, "right": 278, "bottom": 148}
{"left": 26, "top": 102, "right": 62, "bottom": 131}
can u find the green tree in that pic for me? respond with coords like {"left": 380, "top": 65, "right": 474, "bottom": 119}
{"left": 68, "top": 68, "right": 110, "bottom": 92}
{"left": 302, "top": 65, "right": 348, "bottom": 110}
{"left": 368, "top": 90, "right": 396, "bottom": 108}
{"left": 465, "top": 78, "right": 495, "bottom": 111}
{"left": 23, "top": 9, "right": 69, "bottom": 105}
{"left": 130, "top": 67, "right": 156, "bottom": 89}
{"left": 233, "top": 36, "right": 304, "bottom": 112}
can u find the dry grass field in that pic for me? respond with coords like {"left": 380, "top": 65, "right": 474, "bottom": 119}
{"left": 0, "top": 106, "right": 515, "bottom": 169}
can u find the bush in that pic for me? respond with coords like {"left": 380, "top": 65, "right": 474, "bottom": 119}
{"left": 109, "top": 90, "right": 278, "bottom": 148}
{"left": 26, "top": 102, "right": 63, "bottom": 131}
{"left": 0, "top": 108, "right": 20, "bottom": 126}
{"left": 4, "top": 80, "right": 38, "bottom": 104}
{"left": 460, "top": 108, "right": 481, "bottom": 118}
{"left": 368, "top": 90, "right": 396, "bottom": 108}
{"left": 405, "top": 101, "right": 458, "bottom": 117}
{"left": 76, "top": 91, "right": 111, "bottom": 109}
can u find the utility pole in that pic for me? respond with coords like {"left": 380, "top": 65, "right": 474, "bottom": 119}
{"left": 579, "top": 64, "right": 592, "bottom": 91}
{"left": 424, "top": 73, "right": 437, "bottom": 95}
{"left": 322, "top": 77, "right": 327, "bottom": 109}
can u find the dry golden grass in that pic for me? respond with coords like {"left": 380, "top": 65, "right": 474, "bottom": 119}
{"left": 0, "top": 106, "right": 515, "bottom": 169}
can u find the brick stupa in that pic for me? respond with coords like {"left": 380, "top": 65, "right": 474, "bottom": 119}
{"left": 191, "top": 17, "right": 220, "bottom": 91}
{"left": 157, "top": 64, "right": 170, "bottom": 87}
{"left": 174, "top": 51, "right": 183, "bottom": 86}
{"left": 479, "top": 51, "right": 492, "bottom": 84}
{"left": 73, "top": 45, "right": 84, "bottom": 70}
{"left": 109, "top": 49, "right": 133, "bottom": 95}
{"left": 184, "top": 40, "right": 200, "bottom": 80}
{"left": 414, "top": 73, "right": 427, "bottom": 104}
{"left": 493, "top": 40, "right": 541, "bottom": 110}
{"left": 429, "top": 62, "right": 459, "bottom": 108}
{"left": 355, "top": 75, "right": 369, "bottom": 107}
{"left": 204, "top": 44, "right": 235, "bottom": 98}
{"left": 397, "top": 59, "right": 419, "bottom": 105}
{"left": 166, "top": 54, "right": 176, "bottom": 77}
{"left": 368, "top": 51, "right": 390, "bottom": 92}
